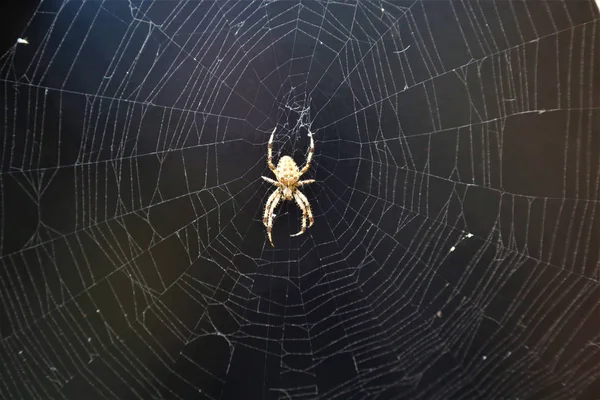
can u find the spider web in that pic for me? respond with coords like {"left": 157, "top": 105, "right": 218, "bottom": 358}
{"left": 1, "top": 1, "right": 600, "bottom": 399}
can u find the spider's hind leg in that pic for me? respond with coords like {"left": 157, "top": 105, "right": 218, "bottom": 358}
{"left": 299, "top": 130, "right": 315, "bottom": 175}
{"left": 267, "top": 127, "right": 277, "bottom": 171}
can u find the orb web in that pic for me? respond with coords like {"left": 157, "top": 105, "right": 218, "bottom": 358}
{"left": 1, "top": 1, "right": 599, "bottom": 399}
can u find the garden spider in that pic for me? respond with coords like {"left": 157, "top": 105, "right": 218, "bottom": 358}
{"left": 262, "top": 127, "right": 315, "bottom": 247}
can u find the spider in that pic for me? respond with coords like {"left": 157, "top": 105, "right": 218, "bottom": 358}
{"left": 262, "top": 127, "right": 315, "bottom": 247}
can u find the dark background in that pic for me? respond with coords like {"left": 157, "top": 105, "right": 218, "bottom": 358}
{"left": 1, "top": 1, "right": 599, "bottom": 399}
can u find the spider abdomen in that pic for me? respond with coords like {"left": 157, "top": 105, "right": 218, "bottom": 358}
{"left": 277, "top": 156, "right": 300, "bottom": 185}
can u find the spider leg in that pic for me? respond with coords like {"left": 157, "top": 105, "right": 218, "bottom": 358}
{"left": 295, "top": 189, "right": 314, "bottom": 228}
{"left": 263, "top": 189, "right": 281, "bottom": 226}
{"left": 290, "top": 191, "right": 309, "bottom": 237}
{"left": 267, "top": 127, "right": 277, "bottom": 172}
{"left": 265, "top": 190, "right": 281, "bottom": 246}
{"left": 262, "top": 176, "right": 281, "bottom": 186}
{"left": 297, "top": 179, "right": 315, "bottom": 186}
{"left": 263, "top": 188, "right": 280, "bottom": 226}
{"left": 299, "top": 130, "right": 315, "bottom": 175}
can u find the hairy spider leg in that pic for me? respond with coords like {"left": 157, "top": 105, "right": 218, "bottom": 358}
{"left": 267, "top": 127, "right": 277, "bottom": 172}
{"left": 290, "top": 189, "right": 315, "bottom": 237}
{"left": 263, "top": 188, "right": 281, "bottom": 226}
{"left": 261, "top": 176, "right": 280, "bottom": 186}
{"left": 265, "top": 190, "right": 281, "bottom": 246}
{"left": 295, "top": 189, "right": 314, "bottom": 227}
{"left": 290, "top": 192, "right": 308, "bottom": 237}
{"left": 299, "top": 130, "right": 315, "bottom": 175}
{"left": 297, "top": 179, "right": 315, "bottom": 186}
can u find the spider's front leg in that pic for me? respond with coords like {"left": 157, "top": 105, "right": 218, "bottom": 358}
{"left": 290, "top": 190, "right": 312, "bottom": 237}
{"left": 295, "top": 189, "right": 314, "bottom": 228}
{"left": 264, "top": 189, "right": 282, "bottom": 246}
{"left": 263, "top": 189, "right": 281, "bottom": 227}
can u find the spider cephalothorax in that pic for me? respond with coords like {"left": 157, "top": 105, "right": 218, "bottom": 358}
{"left": 262, "top": 127, "right": 315, "bottom": 247}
